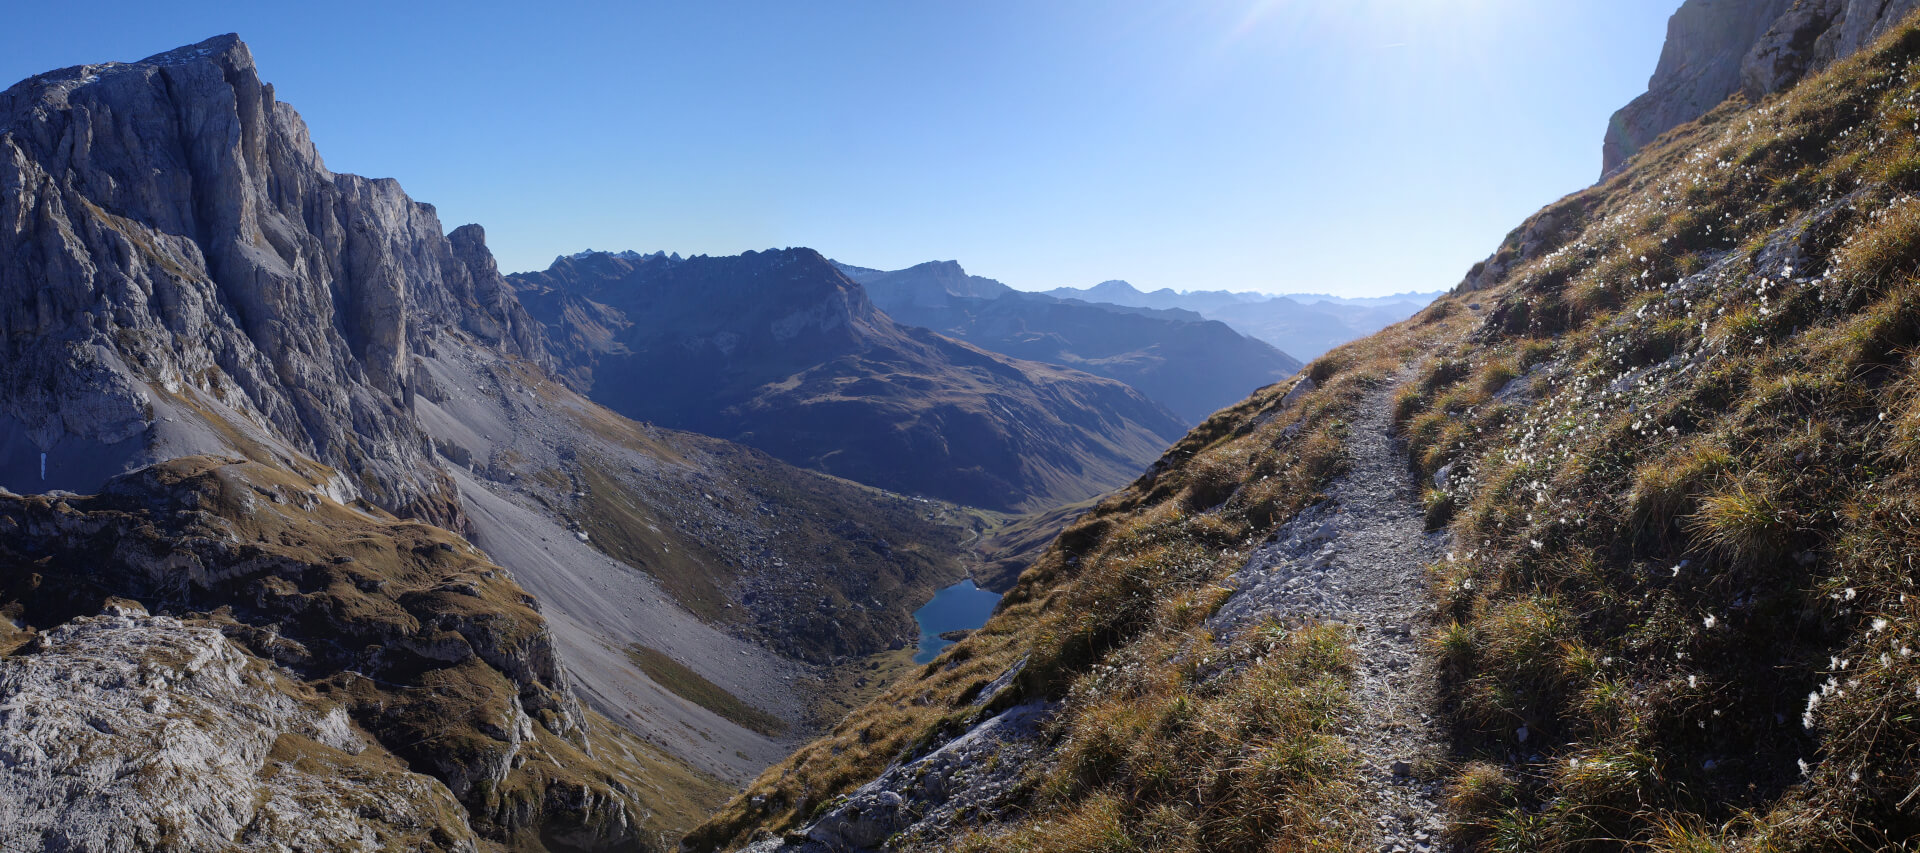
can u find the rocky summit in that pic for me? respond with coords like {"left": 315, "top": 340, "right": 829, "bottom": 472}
{"left": 0, "top": 34, "right": 996, "bottom": 850}
{"left": 0, "top": 35, "right": 551, "bottom": 524}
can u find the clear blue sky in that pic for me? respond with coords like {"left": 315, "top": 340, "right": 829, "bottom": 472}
{"left": 1, "top": 1, "right": 1681, "bottom": 296}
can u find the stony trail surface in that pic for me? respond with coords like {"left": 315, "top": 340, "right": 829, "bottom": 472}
{"left": 1207, "top": 373, "right": 1453, "bottom": 853}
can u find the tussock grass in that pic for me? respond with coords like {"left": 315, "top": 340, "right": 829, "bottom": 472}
{"left": 1393, "top": 10, "right": 1920, "bottom": 850}
{"left": 957, "top": 624, "right": 1363, "bottom": 853}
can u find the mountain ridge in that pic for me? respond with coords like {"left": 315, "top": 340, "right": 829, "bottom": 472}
{"left": 834, "top": 259, "right": 1302, "bottom": 423}
{"left": 509, "top": 248, "right": 1187, "bottom": 512}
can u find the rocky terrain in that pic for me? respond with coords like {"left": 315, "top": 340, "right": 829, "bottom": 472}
{"left": 0, "top": 456, "right": 673, "bottom": 848}
{"left": 0, "top": 35, "right": 1009, "bottom": 850}
{"left": 0, "top": 609, "right": 479, "bottom": 850}
{"left": 0, "top": 36, "right": 551, "bottom": 524}
{"left": 697, "top": 6, "right": 1920, "bottom": 852}
{"left": 509, "top": 250, "right": 1186, "bottom": 512}
{"left": 1604, "top": 0, "right": 1920, "bottom": 175}
{"left": 835, "top": 260, "right": 1302, "bottom": 424}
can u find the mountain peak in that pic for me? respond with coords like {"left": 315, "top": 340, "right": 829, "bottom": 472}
{"left": 134, "top": 33, "right": 250, "bottom": 68}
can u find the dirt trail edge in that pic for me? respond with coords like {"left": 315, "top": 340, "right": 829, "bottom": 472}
{"left": 1207, "top": 372, "right": 1452, "bottom": 853}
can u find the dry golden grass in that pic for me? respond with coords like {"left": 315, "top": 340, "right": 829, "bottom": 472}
{"left": 1390, "top": 11, "right": 1920, "bottom": 851}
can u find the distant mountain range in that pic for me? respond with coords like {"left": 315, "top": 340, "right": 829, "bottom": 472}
{"left": 834, "top": 260, "right": 1302, "bottom": 423}
{"left": 508, "top": 250, "right": 1186, "bottom": 512}
{"left": 1044, "top": 280, "right": 1440, "bottom": 362}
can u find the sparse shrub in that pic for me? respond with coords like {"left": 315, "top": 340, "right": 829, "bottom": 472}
{"left": 1446, "top": 761, "right": 1519, "bottom": 847}
{"left": 1517, "top": 338, "right": 1556, "bottom": 369}
{"left": 1456, "top": 595, "right": 1580, "bottom": 735}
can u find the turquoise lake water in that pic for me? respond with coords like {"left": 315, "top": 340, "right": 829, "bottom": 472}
{"left": 911, "top": 578, "right": 1001, "bottom": 664}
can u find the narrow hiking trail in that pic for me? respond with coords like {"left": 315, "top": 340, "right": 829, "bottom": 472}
{"left": 1207, "top": 373, "right": 1452, "bottom": 853}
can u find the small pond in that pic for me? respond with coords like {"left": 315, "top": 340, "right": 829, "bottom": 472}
{"left": 911, "top": 578, "right": 1001, "bottom": 664}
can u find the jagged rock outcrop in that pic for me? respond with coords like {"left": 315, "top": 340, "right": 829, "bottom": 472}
{"left": 0, "top": 610, "right": 480, "bottom": 851}
{"left": 1603, "top": 0, "right": 1920, "bottom": 175}
{"left": 0, "top": 34, "right": 548, "bottom": 522}
{"left": 1604, "top": 0, "right": 1796, "bottom": 176}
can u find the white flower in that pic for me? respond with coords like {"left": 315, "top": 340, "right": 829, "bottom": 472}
{"left": 1703, "top": 615, "right": 1718, "bottom": 629}
{"left": 1872, "top": 617, "right": 1889, "bottom": 632}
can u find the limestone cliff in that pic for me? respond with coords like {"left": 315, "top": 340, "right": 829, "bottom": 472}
{"left": 0, "top": 34, "right": 549, "bottom": 523}
{"left": 1603, "top": 0, "right": 1920, "bottom": 175}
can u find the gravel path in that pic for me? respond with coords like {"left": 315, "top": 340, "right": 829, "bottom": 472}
{"left": 1207, "top": 374, "right": 1452, "bottom": 853}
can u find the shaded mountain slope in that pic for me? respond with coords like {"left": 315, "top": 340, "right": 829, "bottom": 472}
{"left": 510, "top": 250, "right": 1186, "bottom": 512}
{"left": 1046, "top": 279, "right": 1436, "bottom": 361}
{"left": 837, "top": 260, "right": 1302, "bottom": 424}
{"left": 694, "top": 9, "right": 1920, "bottom": 853}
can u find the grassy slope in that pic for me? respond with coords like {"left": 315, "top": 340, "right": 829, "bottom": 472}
{"left": 686, "top": 308, "right": 1484, "bottom": 850}
{"left": 698, "top": 11, "right": 1920, "bottom": 853}
{"left": 1400, "top": 16, "right": 1920, "bottom": 850}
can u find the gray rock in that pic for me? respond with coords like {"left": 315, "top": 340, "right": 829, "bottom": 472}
{"left": 0, "top": 613, "right": 478, "bottom": 851}
{"left": 1602, "top": 0, "right": 1920, "bottom": 176}
{"left": 1605, "top": 0, "right": 1795, "bottom": 176}
{"left": 0, "top": 35, "right": 549, "bottom": 523}
{"left": 750, "top": 702, "right": 1053, "bottom": 852}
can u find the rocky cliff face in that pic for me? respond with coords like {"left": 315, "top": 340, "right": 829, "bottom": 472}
{"left": 0, "top": 34, "right": 548, "bottom": 522}
{"left": 1603, "top": 0, "right": 1920, "bottom": 175}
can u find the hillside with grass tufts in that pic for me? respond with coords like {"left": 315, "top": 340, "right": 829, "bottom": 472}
{"left": 691, "top": 7, "right": 1920, "bottom": 852}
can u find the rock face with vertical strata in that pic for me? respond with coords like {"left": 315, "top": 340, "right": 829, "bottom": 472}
{"left": 1603, "top": 0, "right": 1920, "bottom": 176}
{"left": 0, "top": 34, "right": 548, "bottom": 522}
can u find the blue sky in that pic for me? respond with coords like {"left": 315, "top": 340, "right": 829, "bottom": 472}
{"left": 1, "top": 1, "right": 1681, "bottom": 296}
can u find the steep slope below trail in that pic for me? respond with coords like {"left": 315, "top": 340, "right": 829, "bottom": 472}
{"left": 687, "top": 309, "right": 1485, "bottom": 852}
{"left": 718, "top": 369, "right": 1462, "bottom": 853}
